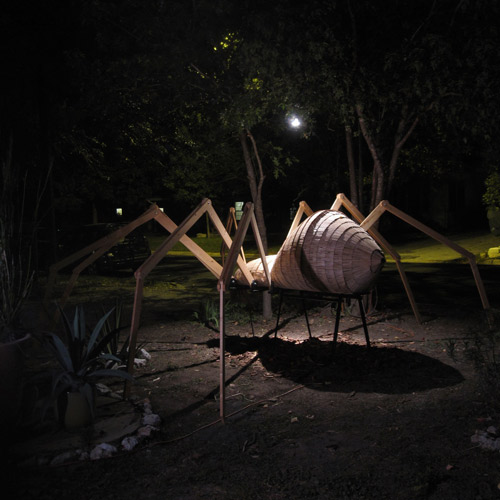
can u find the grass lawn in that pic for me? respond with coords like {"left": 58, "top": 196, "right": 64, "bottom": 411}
{"left": 147, "top": 229, "right": 499, "bottom": 264}
{"left": 147, "top": 233, "right": 282, "bottom": 259}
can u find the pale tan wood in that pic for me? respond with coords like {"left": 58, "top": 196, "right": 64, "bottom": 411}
{"left": 221, "top": 207, "right": 246, "bottom": 266}
{"left": 286, "top": 200, "right": 314, "bottom": 239}
{"left": 47, "top": 204, "right": 159, "bottom": 278}
{"left": 336, "top": 194, "right": 490, "bottom": 318}
{"left": 128, "top": 200, "right": 223, "bottom": 390}
{"left": 44, "top": 197, "right": 272, "bottom": 401}
{"left": 379, "top": 201, "right": 475, "bottom": 258}
{"left": 219, "top": 285, "right": 226, "bottom": 420}
{"left": 234, "top": 255, "right": 278, "bottom": 286}
{"left": 331, "top": 193, "right": 402, "bottom": 262}
{"left": 330, "top": 193, "right": 344, "bottom": 211}
{"left": 250, "top": 212, "right": 271, "bottom": 286}
{"left": 219, "top": 203, "right": 253, "bottom": 290}
{"left": 331, "top": 193, "right": 421, "bottom": 323}
{"left": 154, "top": 209, "right": 223, "bottom": 278}
{"left": 207, "top": 204, "right": 254, "bottom": 286}
{"left": 377, "top": 200, "right": 489, "bottom": 311}
{"left": 125, "top": 276, "right": 144, "bottom": 398}
{"left": 218, "top": 205, "right": 270, "bottom": 290}
{"left": 135, "top": 198, "right": 212, "bottom": 281}
{"left": 127, "top": 199, "right": 259, "bottom": 387}
{"left": 128, "top": 200, "right": 220, "bottom": 385}
{"left": 271, "top": 210, "right": 385, "bottom": 295}
{"left": 217, "top": 203, "right": 271, "bottom": 420}
{"left": 468, "top": 258, "right": 491, "bottom": 310}
{"left": 394, "top": 259, "right": 423, "bottom": 323}
{"left": 359, "top": 203, "right": 386, "bottom": 231}
{"left": 45, "top": 204, "right": 162, "bottom": 323}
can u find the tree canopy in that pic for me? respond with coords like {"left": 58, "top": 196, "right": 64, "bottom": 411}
{"left": 2, "top": 0, "right": 500, "bottom": 250}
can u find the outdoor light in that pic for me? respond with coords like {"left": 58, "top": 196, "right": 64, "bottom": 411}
{"left": 288, "top": 115, "right": 302, "bottom": 128}
{"left": 116, "top": 208, "right": 123, "bottom": 216}
{"left": 235, "top": 201, "right": 244, "bottom": 221}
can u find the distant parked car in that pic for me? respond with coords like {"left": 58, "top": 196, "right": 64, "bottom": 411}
{"left": 60, "top": 223, "right": 151, "bottom": 273}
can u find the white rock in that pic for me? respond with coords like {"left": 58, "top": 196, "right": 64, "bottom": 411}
{"left": 143, "top": 401, "right": 153, "bottom": 415}
{"left": 139, "top": 348, "right": 151, "bottom": 360}
{"left": 90, "top": 443, "right": 117, "bottom": 460}
{"left": 471, "top": 430, "right": 500, "bottom": 451}
{"left": 134, "top": 358, "right": 147, "bottom": 367}
{"left": 121, "top": 436, "right": 139, "bottom": 451}
{"left": 137, "top": 425, "right": 155, "bottom": 438}
{"left": 471, "top": 430, "right": 487, "bottom": 442}
{"left": 95, "top": 383, "right": 112, "bottom": 394}
{"left": 471, "top": 431, "right": 488, "bottom": 444}
{"left": 142, "top": 413, "right": 161, "bottom": 428}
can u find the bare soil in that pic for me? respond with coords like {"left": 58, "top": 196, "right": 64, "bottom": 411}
{"left": 4, "top": 260, "right": 500, "bottom": 500}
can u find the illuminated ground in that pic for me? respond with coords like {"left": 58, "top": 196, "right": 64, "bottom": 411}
{"left": 388, "top": 231, "right": 500, "bottom": 265}
{"left": 6, "top": 230, "right": 500, "bottom": 499}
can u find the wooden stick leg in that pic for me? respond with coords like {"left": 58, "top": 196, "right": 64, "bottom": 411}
{"left": 301, "top": 293, "right": 312, "bottom": 339}
{"left": 333, "top": 296, "right": 343, "bottom": 351}
{"left": 219, "top": 285, "right": 226, "bottom": 422}
{"left": 358, "top": 297, "right": 371, "bottom": 348}
{"left": 274, "top": 289, "right": 284, "bottom": 338}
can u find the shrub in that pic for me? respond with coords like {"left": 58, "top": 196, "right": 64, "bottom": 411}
{"left": 483, "top": 171, "right": 500, "bottom": 207}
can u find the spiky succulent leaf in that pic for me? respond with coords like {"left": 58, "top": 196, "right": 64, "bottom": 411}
{"left": 86, "top": 307, "right": 115, "bottom": 357}
{"left": 78, "top": 306, "right": 86, "bottom": 342}
{"left": 46, "top": 332, "right": 74, "bottom": 373}
{"left": 99, "top": 353, "right": 122, "bottom": 363}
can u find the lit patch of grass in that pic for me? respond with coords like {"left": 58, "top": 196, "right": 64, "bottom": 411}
{"left": 148, "top": 234, "right": 281, "bottom": 258}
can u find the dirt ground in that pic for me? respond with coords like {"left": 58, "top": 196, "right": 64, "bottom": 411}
{"left": 4, "top": 259, "right": 500, "bottom": 500}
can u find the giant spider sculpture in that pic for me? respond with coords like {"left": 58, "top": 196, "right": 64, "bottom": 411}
{"left": 44, "top": 194, "right": 490, "bottom": 420}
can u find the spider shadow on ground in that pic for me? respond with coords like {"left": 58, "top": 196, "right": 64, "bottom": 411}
{"left": 207, "top": 335, "right": 464, "bottom": 395}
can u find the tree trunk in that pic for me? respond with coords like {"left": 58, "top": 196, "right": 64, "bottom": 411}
{"left": 239, "top": 129, "right": 272, "bottom": 320}
{"left": 357, "top": 132, "right": 364, "bottom": 212}
{"left": 356, "top": 104, "right": 385, "bottom": 210}
{"left": 388, "top": 112, "right": 419, "bottom": 196}
{"left": 370, "top": 163, "right": 378, "bottom": 210}
{"left": 355, "top": 102, "right": 421, "bottom": 209}
{"left": 345, "top": 125, "right": 359, "bottom": 207}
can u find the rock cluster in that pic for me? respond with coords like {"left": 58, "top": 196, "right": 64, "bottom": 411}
{"left": 471, "top": 425, "right": 500, "bottom": 451}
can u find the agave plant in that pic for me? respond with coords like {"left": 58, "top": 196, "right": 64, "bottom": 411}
{"left": 42, "top": 305, "right": 134, "bottom": 420}
{"left": 193, "top": 298, "right": 219, "bottom": 329}
{"left": 98, "top": 299, "right": 146, "bottom": 367}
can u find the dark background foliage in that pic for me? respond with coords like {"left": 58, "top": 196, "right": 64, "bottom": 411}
{"left": 2, "top": 0, "right": 499, "bottom": 266}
